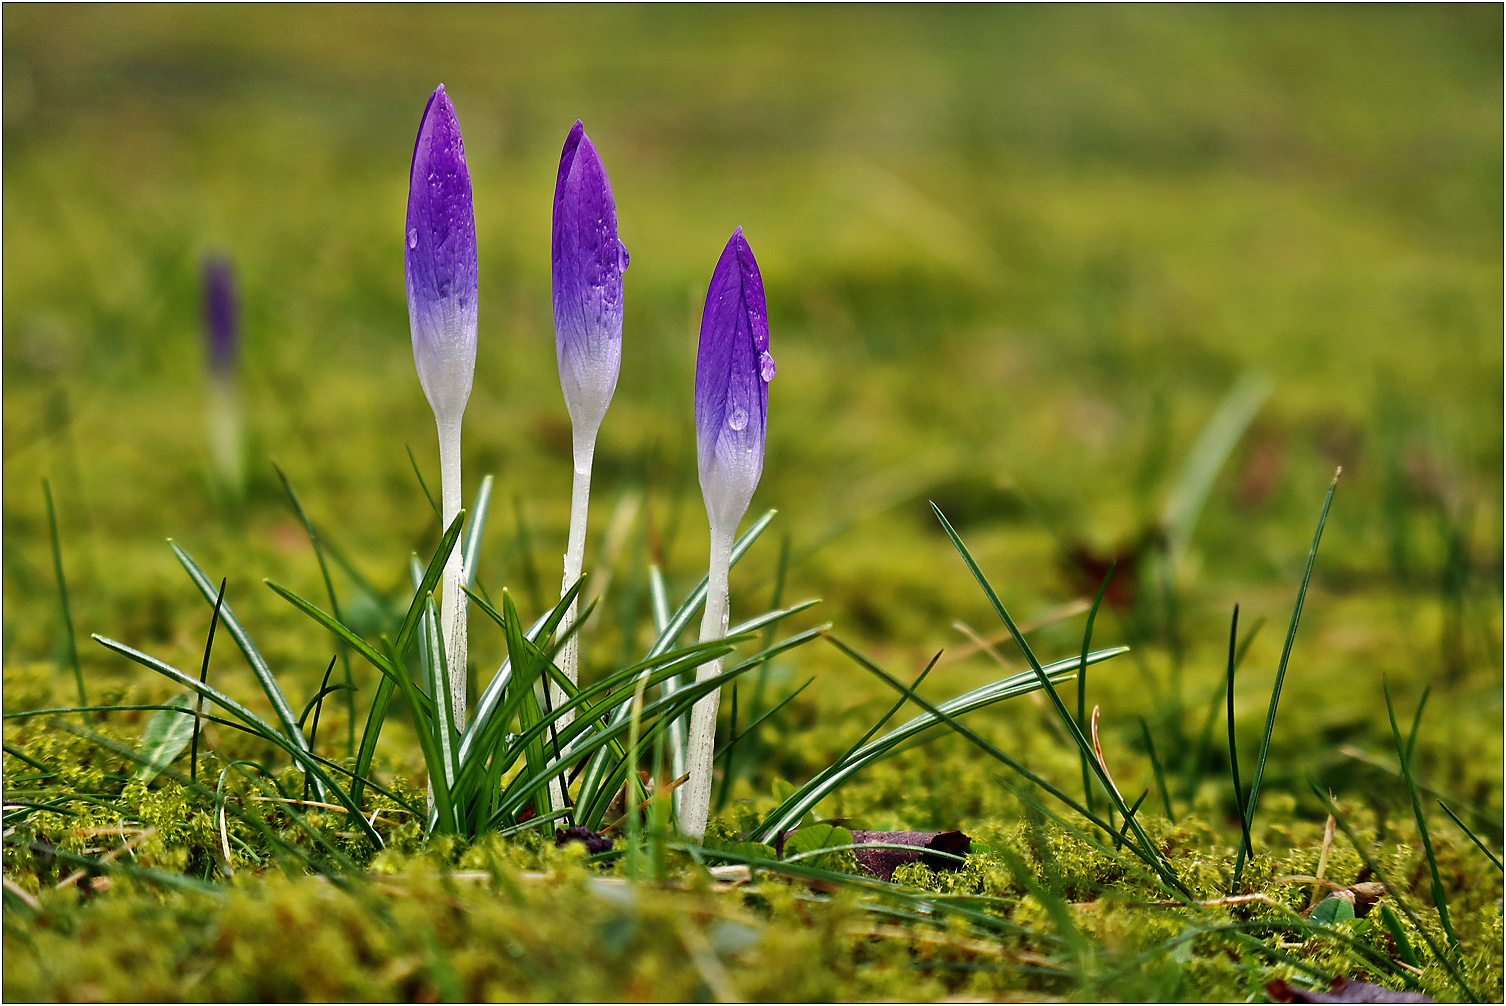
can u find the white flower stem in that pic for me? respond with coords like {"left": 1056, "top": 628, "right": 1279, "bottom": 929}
{"left": 551, "top": 435, "right": 595, "bottom": 811}
{"left": 681, "top": 521, "right": 735, "bottom": 839}
{"left": 437, "top": 416, "right": 467, "bottom": 730}
{"left": 207, "top": 375, "right": 244, "bottom": 497}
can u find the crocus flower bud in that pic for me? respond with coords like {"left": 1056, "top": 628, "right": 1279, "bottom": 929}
{"left": 405, "top": 84, "right": 478, "bottom": 424}
{"left": 201, "top": 253, "right": 245, "bottom": 498}
{"left": 552, "top": 120, "right": 628, "bottom": 438}
{"left": 202, "top": 255, "right": 238, "bottom": 378}
{"left": 695, "top": 227, "right": 775, "bottom": 534}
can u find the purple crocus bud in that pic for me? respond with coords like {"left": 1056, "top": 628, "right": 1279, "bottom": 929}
{"left": 405, "top": 84, "right": 478, "bottom": 423}
{"left": 695, "top": 227, "right": 775, "bottom": 532}
{"left": 202, "top": 255, "right": 238, "bottom": 378}
{"left": 552, "top": 120, "right": 628, "bottom": 437}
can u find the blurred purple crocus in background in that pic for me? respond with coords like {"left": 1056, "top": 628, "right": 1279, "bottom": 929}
{"left": 405, "top": 84, "right": 478, "bottom": 730}
{"left": 682, "top": 227, "right": 775, "bottom": 838}
{"left": 202, "top": 254, "right": 245, "bottom": 497}
{"left": 548, "top": 120, "right": 628, "bottom": 805}
{"left": 203, "top": 255, "right": 239, "bottom": 378}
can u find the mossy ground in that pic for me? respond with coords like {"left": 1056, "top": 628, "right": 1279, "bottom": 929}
{"left": 4, "top": 7, "right": 1502, "bottom": 1002}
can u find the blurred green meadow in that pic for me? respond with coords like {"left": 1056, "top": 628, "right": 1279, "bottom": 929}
{"left": 3, "top": 5, "right": 1502, "bottom": 1000}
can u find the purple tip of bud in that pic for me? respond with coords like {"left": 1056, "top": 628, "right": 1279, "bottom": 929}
{"left": 405, "top": 84, "right": 478, "bottom": 422}
{"left": 202, "top": 255, "right": 238, "bottom": 377}
{"left": 695, "top": 227, "right": 774, "bottom": 531}
{"left": 553, "top": 120, "right": 627, "bottom": 436}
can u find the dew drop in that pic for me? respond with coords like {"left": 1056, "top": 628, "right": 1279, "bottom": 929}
{"left": 727, "top": 407, "right": 748, "bottom": 432}
{"left": 619, "top": 239, "right": 630, "bottom": 272}
{"left": 759, "top": 351, "right": 776, "bottom": 382}
{"left": 408, "top": 228, "right": 419, "bottom": 250}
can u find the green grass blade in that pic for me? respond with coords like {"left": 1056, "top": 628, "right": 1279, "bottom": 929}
{"left": 43, "top": 480, "right": 87, "bottom": 722}
{"left": 302, "top": 656, "right": 338, "bottom": 800}
{"left": 133, "top": 694, "right": 197, "bottom": 782}
{"left": 1182, "top": 614, "right": 1264, "bottom": 803}
{"left": 1404, "top": 683, "right": 1430, "bottom": 768}
{"left": 649, "top": 564, "right": 671, "bottom": 633}
{"left": 1309, "top": 779, "right": 1476, "bottom": 1000}
{"left": 407, "top": 443, "right": 441, "bottom": 519}
{"left": 930, "top": 503, "right": 1183, "bottom": 893}
{"left": 297, "top": 680, "right": 356, "bottom": 733}
{"left": 392, "top": 510, "right": 466, "bottom": 659}
{"left": 189, "top": 577, "right": 226, "bottom": 784}
{"left": 273, "top": 461, "right": 356, "bottom": 755}
{"left": 1079, "top": 564, "right": 1114, "bottom": 814}
{"left": 423, "top": 593, "right": 460, "bottom": 818}
{"left": 1161, "top": 372, "right": 1271, "bottom": 567}
{"left": 1225, "top": 605, "right": 1254, "bottom": 885}
{"left": 756, "top": 640, "right": 1129, "bottom": 840}
{"left": 505, "top": 630, "right": 821, "bottom": 829}
{"left": 648, "top": 509, "right": 776, "bottom": 658}
{"left": 1378, "top": 904, "right": 1421, "bottom": 968}
{"left": 1383, "top": 679, "right": 1460, "bottom": 951}
{"left": 463, "top": 474, "right": 494, "bottom": 591}
{"left": 837, "top": 653, "right": 941, "bottom": 769}
{"left": 349, "top": 674, "right": 397, "bottom": 817}
{"left": 265, "top": 581, "right": 411, "bottom": 703}
{"left": 1437, "top": 799, "right": 1503, "bottom": 872}
{"left": 1234, "top": 470, "right": 1338, "bottom": 884}
{"left": 713, "top": 677, "right": 815, "bottom": 764}
{"left": 90, "top": 632, "right": 382, "bottom": 847}
{"left": 510, "top": 494, "right": 545, "bottom": 615}
{"left": 379, "top": 632, "right": 453, "bottom": 835}
{"left": 761, "top": 634, "right": 1153, "bottom": 873}
{"left": 1138, "top": 718, "right": 1173, "bottom": 822}
{"left": 170, "top": 542, "right": 312, "bottom": 764}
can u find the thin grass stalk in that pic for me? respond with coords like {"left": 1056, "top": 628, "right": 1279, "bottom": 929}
{"left": 713, "top": 676, "right": 814, "bottom": 764}
{"left": 190, "top": 578, "right": 227, "bottom": 784}
{"left": 43, "top": 480, "right": 87, "bottom": 721}
{"left": 1139, "top": 718, "right": 1173, "bottom": 822}
{"left": 1404, "top": 683, "right": 1430, "bottom": 767}
{"left": 1437, "top": 799, "right": 1503, "bottom": 871}
{"left": 1383, "top": 679, "right": 1460, "bottom": 951}
{"left": 1225, "top": 605, "right": 1254, "bottom": 886}
{"left": 1233, "top": 470, "right": 1338, "bottom": 885}
{"left": 756, "top": 643, "right": 1127, "bottom": 841}
{"left": 1078, "top": 565, "right": 1114, "bottom": 814}
{"left": 930, "top": 504, "right": 1189, "bottom": 896}
{"left": 813, "top": 634, "right": 1170, "bottom": 878}
{"left": 274, "top": 464, "right": 356, "bottom": 754}
{"left": 1181, "top": 615, "right": 1264, "bottom": 803}
{"left": 303, "top": 656, "right": 338, "bottom": 801}
{"left": 625, "top": 672, "right": 648, "bottom": 877}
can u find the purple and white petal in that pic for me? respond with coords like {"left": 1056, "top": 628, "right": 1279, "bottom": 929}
{"left": 553, "top": 120, "right": 627, "bottom": 436}
{"left": 405, "top": 84, "right": 478, "bottom": 424}
{"left": 695, "top": 227, "right": 774, "bottom": 532}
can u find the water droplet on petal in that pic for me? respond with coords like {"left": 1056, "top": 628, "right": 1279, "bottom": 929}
{"left": 408, "top": 228, "right": 418, "bottom": 250}
{"left": 727, "top": 407, "right": 748, "bottom": 432}
{"left": 759, "top": 351, "right": 776, "bottom": 382}
{"left": 619, "top": 240, "right": 630, "bottom": 272}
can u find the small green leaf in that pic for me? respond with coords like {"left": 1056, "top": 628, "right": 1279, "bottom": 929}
{"left": 1309, "top": 894, "right": 1356, "bottom": 926}
{"left": 783, "top": 824, "right": 855, "bottom": 871}
{"left": 1379, "top": 904, "right": 1419, "bottom": 967}
{"left": 134, "top": 693, "right": 197, "bottom": 782}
